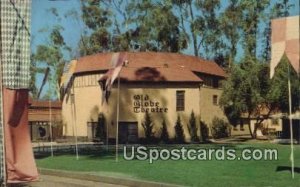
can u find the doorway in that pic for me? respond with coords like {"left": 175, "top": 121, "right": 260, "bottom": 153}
{"left": 118, "top": 122, "right": 138, "bottom": 144}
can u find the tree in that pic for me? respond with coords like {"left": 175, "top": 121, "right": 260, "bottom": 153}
{"left": 218, "top": 0, "right": 243, "bottom": 67}
{"left": 268, "top": 55, "right": 300, "bottom": 113}
{"left": 31, "top": 1, "right": 298, "bottom": 100}
{"left": 200, "top": 120, "right": 209, "bottom": 142}
{"left": 219, "top": 63, "right": 244, "bottom": 128}
{"left": 64, "top": 1, "right": 297, "bottom": 62}
{"left": 172, "top": 0, "right": 199, "bottom": 56}
{"left": 220, "top": 55, "right": 300, "bottom": 138}
{"left": 142, "top": 112, "right": 155, "bottom": 143}
{"left": 33, "top": 26, "right": 69, "bottom": 100}
{"left": 29, "top": 55, "right": 40, "bottom": 99}
{"left": 239, "top": 1, "right": 270, "bottom": 58}
{"left": 95, "top": 113, "right": 106, "bottom": 141}
{"left": 160, "top": 119, "right": 169, "bottom": 144}
{"left": 220, "top": 57, "right": 269, "bottom": 137}
{"left": 173, "top": 0, "right": 223, "bottom": 59}
{"left": 79, "top": 0, "right": 188, "bottom": 55}
{"left": 79, "top": 0, "right": 113, "bottom": 55}
{"left": 174, "top": 115, "right": 185, "bottom": 143}
{"left": 194, "top": 0, "right": 225, "bottom": 60}
{"left": 211, "top": 117, "right": 231, "bottom": 139}
{"left": 188, "top": 111, "right": 199, "bottom": 142}
{"left": 32, "top": 9, "right": 71, "bottom": 100}
{"left": 273, "top": 0, "right": 294, "bottom": 17}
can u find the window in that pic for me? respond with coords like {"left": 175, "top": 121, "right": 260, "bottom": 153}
{"left": 202, "top": 76, "right": 213, "bottom": 87}
{"left": 176, "top": 91, "right": 185, "bottom": 111}
{"left": 272, "top": 119, "right": 279, "bottom": 126}
{"left": 212, "top": 78, "right": 219, "bottom": 88}
{"left": 213, "top": 95, "right": 218, "bottom": 105}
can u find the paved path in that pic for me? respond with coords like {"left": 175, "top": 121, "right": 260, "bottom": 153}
{"left": 24, "top": 174, "right": 127, "bottom": 187}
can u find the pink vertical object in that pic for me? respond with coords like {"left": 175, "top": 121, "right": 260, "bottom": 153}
{"left": 99, "top": 52, "right": 128, "bottom": 104}
{"left": 270, "top": 15, "right": 299, "bottom": 78}
{"left": 3, "top": 88, "right": 38, "bottom": 183}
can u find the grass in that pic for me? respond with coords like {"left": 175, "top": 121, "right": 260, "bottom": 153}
{"left": 36, "top": 143, "right": 300, "bottom": 187}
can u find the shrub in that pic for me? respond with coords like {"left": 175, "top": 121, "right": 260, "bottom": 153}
{"left": 188, "top": 111, "right": 199, "bottom": 142}
{"left": 160, "top": 119, "right": 169, "bottom": 144}
{"left": 200, "top": 120, "right": 209, "bottom": 142}
{"left": 211, "top": 117, "right": 231, "bottom": 139}
{"left": 174, "top": 115, "right": 185, "bottom": 143}
{"left": 142, "top": 112, "right": 155, "bottom": 144}
{"left": 95, "top": 113, "right": 106, "bottom": 141}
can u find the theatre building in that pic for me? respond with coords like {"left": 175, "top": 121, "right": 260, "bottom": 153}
{"left": 61, "top": 52, "right": 227, "bottom": 143}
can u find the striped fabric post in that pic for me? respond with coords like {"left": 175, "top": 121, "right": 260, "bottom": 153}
{"left": 0, "top": 87, "right": 3, "bottom": 184}
{"left": 0, "top": 0, "right": 32, "bottom": 184}
{"left": 270, "top": 15, "right": 299, "bottom": 78}
{"left": 0, "top": 0, "right": 31, "bottom": 89}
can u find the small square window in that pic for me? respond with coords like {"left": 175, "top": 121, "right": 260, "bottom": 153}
{"left": 272, "top": 119, "right": 279, "bottom": 125}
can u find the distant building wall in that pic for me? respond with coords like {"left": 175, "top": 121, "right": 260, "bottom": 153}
{"left": 231, "top": 118, "right": 283, "bottom": 137}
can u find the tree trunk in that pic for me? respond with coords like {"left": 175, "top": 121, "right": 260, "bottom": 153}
{"left": 247, "top": 114, "right": 255, "bottom": 139}
{"left": 188, "top": 2, "right": 198, "bottom": 57}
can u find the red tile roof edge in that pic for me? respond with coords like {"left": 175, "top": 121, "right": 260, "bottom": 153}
{"left": 74, "top": 52, "right": 226, "bottom": 78}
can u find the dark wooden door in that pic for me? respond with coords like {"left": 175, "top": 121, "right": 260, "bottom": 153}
{"left": 118, "top": 122, "right": 138, "bottom": 144}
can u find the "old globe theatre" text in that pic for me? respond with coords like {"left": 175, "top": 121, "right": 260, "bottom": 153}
{"left": 133, "top": 95, "right": 168, "bottom": 113}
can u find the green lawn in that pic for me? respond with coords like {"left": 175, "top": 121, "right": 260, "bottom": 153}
{"left": 36, "top": 143, "right": 300, "bottom": 187}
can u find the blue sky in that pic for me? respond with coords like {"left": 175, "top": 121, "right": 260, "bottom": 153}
{"left": 31, "top": 0, "right": 83, "bottom": 97}
{"left": 31, "top": 0, "right": 82, "bottom": 59}
{"left": 31, "top": 0, "right": 300, "bottom": 58}
{"left": 31, "top": 0, "right": 299, "bottom": 98}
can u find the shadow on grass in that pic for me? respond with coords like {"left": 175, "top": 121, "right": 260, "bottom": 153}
{"left": 7, "top": 183, "right": 29, "bottom": 187}
{"left": 34, "top": 143, "right": 263, "bottom": 160}
{"left": 34, "top": 146, "right": 117, "bottom": 160}
{"left": 276, "top": 166, "right": 300, "bottom": 173}
{"left": 221, "top": 137, "right": 253, "bottom": 143}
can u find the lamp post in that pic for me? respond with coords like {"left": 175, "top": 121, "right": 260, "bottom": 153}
{"left": 97, "top": 58, "right": 127, "bottom": 162}
{"left": 70, "top": 90, "right": 79, "bottom": 160}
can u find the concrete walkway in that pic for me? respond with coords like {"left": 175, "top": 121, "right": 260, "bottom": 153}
{"left": 31, "top": 168, "right": 183, "bottom": 187}
{"left": 24, "top": 175, "right": 126, "bottom": 187}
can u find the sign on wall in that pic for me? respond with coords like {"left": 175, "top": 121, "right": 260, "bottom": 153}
{"left": 133, "top": 95, "right": 168, "bottom": 113}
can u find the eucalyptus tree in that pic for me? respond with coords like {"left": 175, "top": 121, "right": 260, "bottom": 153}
{"left": 32, "top": 8, "right": 71, "bottom": 100}
{"left": 238, "top": 0, "right": 270, "bottom": 58}
{"left": 172, "top": 0, "right": 223, "bottom": 59}
{"left": 128, "top": 0, "right": 187, "bottom": 52}
{"left": 218, "top": 0, "right": 243, "bottom": 67}
{"left": 79, "top": 0, "right": 187, "bottom": 54}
